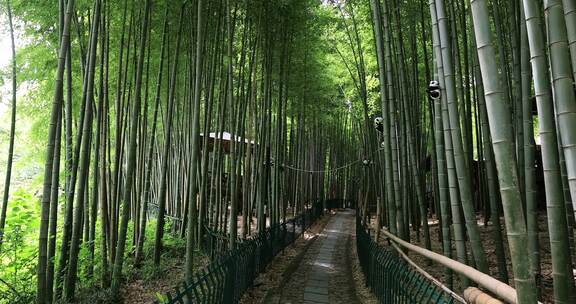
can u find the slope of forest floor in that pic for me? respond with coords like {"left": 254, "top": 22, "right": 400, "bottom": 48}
{"left": 371, "top": 213, "right": 559, "bottom": 303}
{"left": 120, "top": 247, "right": 210, "bottom": 304}
{"left": 72, "top": 240, "right": 209, "bottom": 304}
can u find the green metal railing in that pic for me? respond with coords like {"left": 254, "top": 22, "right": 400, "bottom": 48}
{"left": 154, "top": 201, "right": 323, "bottom": 304}
{"left": 356, "top": 215, "right": 464, "bottom": 304}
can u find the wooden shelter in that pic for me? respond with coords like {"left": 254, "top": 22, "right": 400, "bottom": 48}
{"left": 199, "top": 131, "right": 256, "bottom": 154}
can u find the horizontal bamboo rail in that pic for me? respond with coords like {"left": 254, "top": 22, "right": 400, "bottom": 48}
{"left": 379, "top": 228, "right": 543, "bottom": 304}
{"left": 389, "top": 241, "right": 466, "bottom": 303}
{"left": 464, "top": 287, "right": 504, "bottom": 304}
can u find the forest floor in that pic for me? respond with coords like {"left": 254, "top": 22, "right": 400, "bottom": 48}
{"left": 370, "top": 212, "right": 561, "bottom": 303}
{"left": 75, "top": 209, "right": 322, "bottom": 303}
{"left": 72, "top": 240, "right": 210, "bottom": 304}
{"left": 119, "top": 247, "right": 211, "bottom": 304}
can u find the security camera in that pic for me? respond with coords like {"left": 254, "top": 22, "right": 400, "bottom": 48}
{"left": 427, "top": 80, "right": 441, "bottom": 100}
{"left": 374, "top": 116, "right": 384, "bottom": 133}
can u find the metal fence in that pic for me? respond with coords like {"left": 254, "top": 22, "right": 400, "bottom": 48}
{"left": 155, "top": 201, "right": 324, "bottom": 304}
{"left": 356, "top": 216, "right": 464, "bottom": 304}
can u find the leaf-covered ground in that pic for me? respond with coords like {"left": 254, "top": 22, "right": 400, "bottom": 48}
{"left": 371, "top": 213, "right": 562, "bottom": 304}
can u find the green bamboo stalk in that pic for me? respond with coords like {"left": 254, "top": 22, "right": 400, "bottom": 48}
{"left": 474, "top": 54, "right": 509, "bottom": 283}
{"left": 111, "top": 0, "right": 151, "bottom": 295}
{"left": 436, "top": 0, "right": 488, "bottom": 273}
{"left": 469, "top": 0, "right": 537, "bottom": 302}
{"left": 376, "top": 0, "right": 398, "bottom": 236}
{"left": 37, "top": 0, "right": 74, "bottom": 301}
{"left": 428, "top": 4, "right": 453, "bottom": 289}
{"left": 430, "top": 0, "right": 468, "bottom": 287}
{"left": 64, "top": 0, "right": 100, "bottom": 299}
{"left": 546, "top": 0, "right": 576, "bottom": 249}
{"left": 0, "top": 0, "right": 17, "bottom": 252}
{"left": 543, "top": 1, "right": 576, "bottom": 302}
{"left": 392, "top": 0, "right": 431, "bottom": 249}
{"left": 519, "top": 4, "right": 540, "bottom": 286}
{"left": 562, "top": 0, "right": 576, "bottom": 81}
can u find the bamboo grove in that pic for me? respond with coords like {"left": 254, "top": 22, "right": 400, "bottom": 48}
{"left": 334, "top": 0, "right": 576, "bottom": 303}
{"left": 0, "top": 0, "right": 575, "bottom": 303}
{"left": 0, "top": 0, "right": 360, "bottom": 302}
{"left": 357, "top": 0, "right": 576, "bottom": 303}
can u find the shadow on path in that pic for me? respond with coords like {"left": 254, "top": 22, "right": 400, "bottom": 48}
{"left": 279, "top": 210, "right": 361, "bottom": 304}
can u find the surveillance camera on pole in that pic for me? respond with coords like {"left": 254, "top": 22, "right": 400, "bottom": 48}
{"left": 373, "top": 116, "right": 384, "bottom": 133}
{"left": 427, "top": 80, "right": 441, "bottom": 100}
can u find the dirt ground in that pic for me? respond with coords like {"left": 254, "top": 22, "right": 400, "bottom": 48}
{"left": 120, "top": 245, "right": 211, "bottom": 304}
{"left": 81, "top": 209, "right": 307, "bottom": 304}
{"left": 370, "top": 213, "right": 564, "bottom": 303}
{"left": 71, "top": 242, "right": 209, "bottom": 304}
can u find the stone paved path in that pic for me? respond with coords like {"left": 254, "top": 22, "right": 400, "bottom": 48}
{"left": 279, "top": 210, "right": 358, "bottom": 304}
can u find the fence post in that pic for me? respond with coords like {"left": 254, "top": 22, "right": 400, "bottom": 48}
{"left": 302, "top": 207, "right": 306, "bottom": 237}
{"left": 375, "top": 197, "right": 381, "bottom": 242}
{"left": 157, "top": 205, "right": 326, "bottom": 304}
{"left": 292, "top": 216, "right": 296, "bottom": 243}
{"left": 223, "top": 255, "right": 235, "bottom": 303}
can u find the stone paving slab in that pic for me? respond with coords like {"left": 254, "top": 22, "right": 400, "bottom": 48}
{"left": 307, "top": 279, "right": 329, "bottom": 289}
{"left": 305, "top": 286, "right": 329, "bottom": 295}
{"left": 303, "top": 292, "right": 329, "bottom": 303}
{"left": 309, "top": 274, "right": 329, "bottom": 282}
{"left": 279, "top": 210, "right": 360, "bottom": 304}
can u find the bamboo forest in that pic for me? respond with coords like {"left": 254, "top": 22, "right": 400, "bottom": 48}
{"left": 1, "top": 0, "right": 576, "bottom": 303}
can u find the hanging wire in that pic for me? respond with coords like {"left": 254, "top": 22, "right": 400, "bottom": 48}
{"left": 280, "top": 146, "right": 385, "bottom": 174}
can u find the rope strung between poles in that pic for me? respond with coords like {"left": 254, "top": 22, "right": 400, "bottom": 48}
{"left": 279, "top": 115, "right": 392, "bottom": 174}
{"left": 281, "top": 159, "right": 363, "bottom": 174}
{"left": 279, "top": 146, "right": 385, "bottom": 174}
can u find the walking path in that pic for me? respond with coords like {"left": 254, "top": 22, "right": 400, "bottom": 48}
{"left": 278, "top": 210, "right": 360, "bottom": 304}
